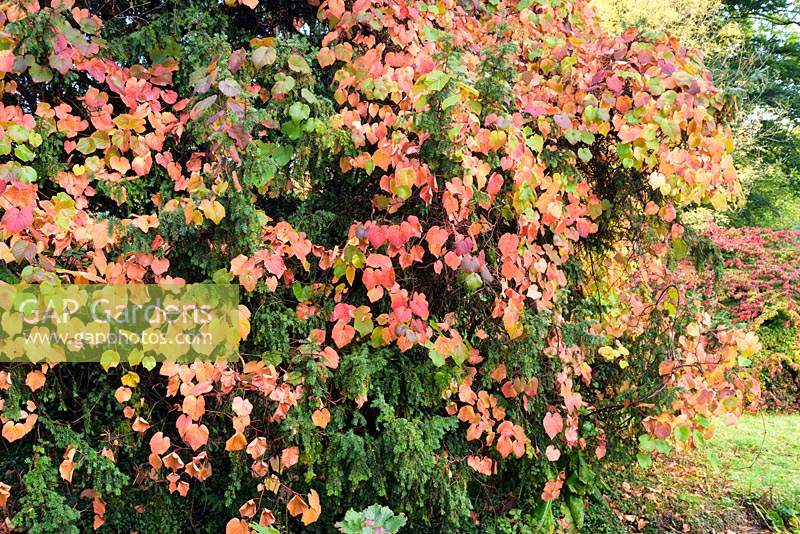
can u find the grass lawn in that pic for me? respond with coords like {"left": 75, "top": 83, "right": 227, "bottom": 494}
{"left": 708, "top": 414, "right": 800, "bottom": 503}
{"left": 590, "top": 414, "right": 800, "bottom": 533}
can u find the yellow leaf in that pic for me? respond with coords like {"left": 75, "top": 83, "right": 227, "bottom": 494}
{"left": 121, "top": 372, "right": 140, "bottom": 388}
{"left": 0, "top": 243, "right": 15, "bottom": 263}
{"left": 112, "top": 114, "right": 146, "bottom": 131}
{"left": 201, "top": 200, "right": 226, "bottom": 225}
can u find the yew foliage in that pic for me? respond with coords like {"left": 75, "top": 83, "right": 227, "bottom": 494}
{"left": 0, "top": 0, "right": 760, "bottom": 531}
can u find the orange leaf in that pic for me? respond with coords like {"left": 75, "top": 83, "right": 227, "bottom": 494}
{"left": 114, "top": 387, "right": 132, "bottom": 403}
{"left": 232, "top": 396, "right": 253, "bottom": 417}
{"left": 149, "top": 431, "right": 171, "bottom": 456}
{"left": 259, "top": 509, "right": 276, "bottom": 526}
{"left": 238, "top": 499, "right": 257, "bottom": 518}
{"left": 131, "top": 417, "right": 150, "bottom": 433}
{"left": 327, "top": 0, "right": 345, "bottom": 19}
{"left": 301, "top": 489, "right": 321, "bottom": 525}
{"left": 281, "top": 446, "right": 300, "bottom": 469}
{"left": 372, "top": 148, "right": 391, "bottom": 171}
{"left": 317, "top": 47, "right": 335, "bottom": 68}
{"left": 225, "top": 432, "right": 248, "bottom": 452}
{"left": 182, "top": 395, "right": 206, "bottom": 421}
{"left": 246, "top": 436, "right": 268, "bottom": 459}
{"left": 0, "top": 482, "right": 10, "bottom": 510}
{"left": 225, "top": 518, "right": 250, "bottom": 534}
{"left": 286, "top": 495, "right": 308, "bottom": 517}
{"left": 59, "top": 445, "right": 77, "bottom": 483}
{"left": 183, "top": 423, "right": 209, "bottom": 450}
{"left": 25, "top": 370, "right": 46, "bottom": 392}
{"left": 466, "top": 455, "right": 493, "bottom": 475}
{"left": 425, "top": 226, "right": 449, "bottom": 257}
{"left": 311, "top": 408, "right": 330, "bottom": 429}
{"left": 543, "top": 412, "right": 563, "bottom": 440}
{"left": 2, "top": 414, "right": 38, "bottom": 443}
{"left": 162, "top": 452, "right": 184, "bottom": 471}
{"left": 331, "top": 320, "right": 355, "bottom": 348}
{"left": 490, "top": 363, "right": 507, "bottom": 382}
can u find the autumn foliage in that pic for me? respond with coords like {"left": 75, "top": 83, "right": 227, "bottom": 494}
{"left": 0, "top": 0, "right": 761, "bottom": 531}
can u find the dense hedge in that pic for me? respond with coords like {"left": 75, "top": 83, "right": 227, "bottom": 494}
{"left": 0, "top": 0, "right": 760, "bottom": 532}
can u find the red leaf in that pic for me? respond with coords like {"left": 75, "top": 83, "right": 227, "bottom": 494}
{"left": 1, "top": 206, "right": 33, "bottom": 233}
{"left": 543, "top": 412, "right": 563, "bottom": 440}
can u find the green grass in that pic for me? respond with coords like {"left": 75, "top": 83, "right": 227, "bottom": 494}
{"left": 707, "top": 414, "right": 800, "bottom": 502}
{"left": 590, "top": 414, "right": 800, "bottom": 533}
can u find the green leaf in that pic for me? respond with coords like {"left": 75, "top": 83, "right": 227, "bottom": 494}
{"left": 14, "top": 144, "right": 35, "bottom": 162}
{"left": 354, "top": 315, "right": 373, "bottom": 337}
{"left": 577, "top": 147, "right": 592, "bottom": 162}
{"left": 654, "top": 439, "right": 672, "bottom": 454}
{"left": 29, "top": 63, "right": 53, "bottom": 83}
{"left": 281, "top": 121, "right": 303, "bottom": 140}
{"left": 75, "top": 138, "right": 96, "bottom": 155}
{"left": 395, "top": 184, "right": 412, "bottom": 200}
{"left": 274, "top": 145, "right": 293, "bottom": 167}
{"left": 27, "top": 132, "right": 43, "bottom": 148}
{"left": 532, "top": 501, "right": 555, "bottom": 533}
{"left": 300, "top": 87, "right": 318, "bottom": 104}
{"left": 675, "top": 425, "right": 690, "bottom": 443}
{"left": 252, "top": 161, "right": 277, "bottom": 187}
{"left": 565, "top": 129, "right": 582, "bottom": 144}
{"left": 638, "top": 434, "right": 656, "bottom": 452}
{"left": 428, "top": 347, "right": 446, "bottom": 367}
{"left": 15, "top": 166, "right": 37, "bottom": 183}
{"left": 288, "top": 102, "right": 310, "bottom": 122}
{"left": 7, "top": 124, "right": 29, "bottom": 143}
{"left": 287, "top": 53, "right": 311, "bottom": 74}
{"left": 648, "top": 76, "right": 665, "bottom": 95}
{"left": 567, "top": 495, "right": 585, "bottom": 530}
{"left": 212, "top": 268, "right": 234, "bottom": 284}
{"left": 249, "top": 522, "right": 279, "bottom": 534}
{"left": 142, "top": 356, "right": 157, "bottom": 371}
{"left": 271, "top": 74, "right": 296, "bottom": 96}
{"left": 636, "top": 453, "right": 652, "bottom": 469}
{"left": 127, "top": 349, "right": 143, "bottom": 366}
{"left": 423, "top": 25, "right": 449, "bottom": 42}
{"left": 100, "top": 350, "right": 120, "bottom": 372}
{"left": 451, "top": 343, "right": 469, "bottom": 366}
{"left": 423, "top": 70, "right": 450, "bottom": 92}
{"left": 672, "top": 237, "right": 688, "bottom": 260}
{"left": 442, "top": 93, "right": 460, "bottom": 110}
{"left": 527, "top": 133, "right": 544, "bottom": 153}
